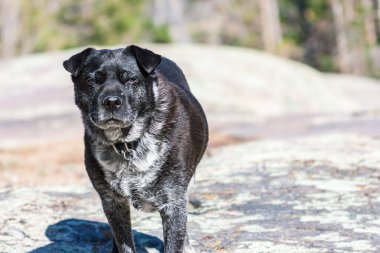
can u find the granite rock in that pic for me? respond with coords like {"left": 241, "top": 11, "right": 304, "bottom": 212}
{"left": 1, "top": 134, "right": 379, "bottom": 253}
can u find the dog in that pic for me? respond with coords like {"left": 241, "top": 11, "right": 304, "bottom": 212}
{"left": 63, "top": 45, "right": 208, "bottom": 253}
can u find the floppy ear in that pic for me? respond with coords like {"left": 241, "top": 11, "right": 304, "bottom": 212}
{"left": 128, "top": 45, "right": 161, "bottom": 74}
{"left": 63, "top": 48, "right": 95, "bottom": 76}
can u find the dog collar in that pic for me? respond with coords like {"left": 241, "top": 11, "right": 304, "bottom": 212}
{"left": 111, "top": 141, "right": 136, "bottom": 160}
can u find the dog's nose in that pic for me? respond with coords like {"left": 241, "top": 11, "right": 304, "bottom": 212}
{"left": 103, "top": 96, "right": 122, "bottom": 111}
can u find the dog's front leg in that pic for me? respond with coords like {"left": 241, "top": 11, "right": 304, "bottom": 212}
{"left": 160, "top": 199, "right": 189, "bottom": 253}
{"left": 101, "top": 196, "right": 135, "bottom": 253}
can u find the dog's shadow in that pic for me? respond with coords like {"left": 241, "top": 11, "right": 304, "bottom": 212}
{"left": 29, "top": 219, "right": 164, "bottom": 253}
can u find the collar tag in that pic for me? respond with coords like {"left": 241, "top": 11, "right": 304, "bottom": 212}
{"left": 112, "top": 142, "right": 132, "bottom": 160}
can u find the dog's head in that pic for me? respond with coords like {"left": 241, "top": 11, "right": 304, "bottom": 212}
{"left": 63, "top": 45, "right": 161, "bottom": 136}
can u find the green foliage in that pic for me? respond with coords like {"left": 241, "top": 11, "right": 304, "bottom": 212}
{"left": 151, "top": 24, "right": 172, "bottom": 43}
{"left": 19, "top": 0, "right": 175, "bottom": 52}
{"left": 279, "top": 0, "right": 338, "bottom": 72}
{"left": 18, "top": 0, "right": 152, "bottom": 53}
{"left": 58, "top": 0, "right": 148, "bottom": 47}
{"left": 319, "top": 55, "right": 338, "bottom": 72}
{"left": 308, "top": 1, "right": 331, "bottom": 19}
{"left": 279, "top": 0, "right": 302, "bottom": 44}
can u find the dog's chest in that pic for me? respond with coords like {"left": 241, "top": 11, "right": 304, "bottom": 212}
{"left": 94, "top": 145, "right": 161, "bottom": 211}
{"left": 107, "top": 166, "right": 158, "bottom": 211}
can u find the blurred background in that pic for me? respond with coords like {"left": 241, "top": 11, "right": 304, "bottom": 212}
{"left": 1, "top": 0, "right": 380, "bottom": 188}
{"left": 2, "top": 0, "right": 380, "bottom": 75}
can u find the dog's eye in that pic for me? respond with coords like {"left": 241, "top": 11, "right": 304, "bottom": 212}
{"left": 120, "top": 72, "right": 137, "bottom": 84}
{"left": 95, "top": 72, "right": 106, "bottom": 84}
{"left": 127, "top": 77, "right": 137, "bottom": 84}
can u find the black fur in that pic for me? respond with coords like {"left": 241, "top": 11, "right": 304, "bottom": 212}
{"left": 63, "top": 45, "right": 208, "bottom": 253}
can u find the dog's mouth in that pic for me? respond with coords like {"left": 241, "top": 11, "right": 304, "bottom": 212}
{"left": 101, "top": 118, "right": 126, "bottom": 127}
{"left": 89, "top": 115, "right": 132, "bottom": 130}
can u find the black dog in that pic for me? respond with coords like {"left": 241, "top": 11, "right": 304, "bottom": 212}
{"left": 63, "top": 45, "right": 208, "bottom": 253}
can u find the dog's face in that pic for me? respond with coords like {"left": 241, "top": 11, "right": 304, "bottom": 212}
{"left": 63, "top": 46, "right": 161, "bottom": 131}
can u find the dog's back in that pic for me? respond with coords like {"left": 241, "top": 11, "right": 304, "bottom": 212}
{"left": 157, "top": 58, "right": 190, "bottom": 90}
{"left": 158, "top": 57, "right": 208, "bottom": 165}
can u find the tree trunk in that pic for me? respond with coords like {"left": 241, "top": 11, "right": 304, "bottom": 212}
{"left": 330, "top": 0, "right": 351, "bottom": 73}
{"left": 259, "top": 0, "right": 282, "bottom": 52}
{"left": 0, "top": 0, "right": 21, "bottom": 57}
{"left": 362, "top": 0, "right": 376, "bottom": 47}
{"left": 373, "top": 0, "right": 380, "bottom": 44}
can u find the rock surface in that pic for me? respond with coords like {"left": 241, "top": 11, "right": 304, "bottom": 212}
{"left": 1, "top": 134, "right": 380, "bottom": 253}
{"left": 2, "top": 44, "right": 380, "bottom": 149}
{"left": 2, "top": 44, "right": 380, "bottom": 188}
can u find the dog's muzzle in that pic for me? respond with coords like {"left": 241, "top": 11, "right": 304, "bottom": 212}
{"left": 103, "top": 95, "right": 123, "bottom": 111}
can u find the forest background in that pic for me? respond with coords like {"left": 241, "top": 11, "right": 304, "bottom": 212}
{"left": 1, "top": 0, "right": 380, "bottom": 78}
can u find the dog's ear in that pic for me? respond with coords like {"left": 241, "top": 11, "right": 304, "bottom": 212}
{"left": 128, "top": 45, "right": 161, "bottom": 74}
{"left": 63, "top": 48, "right": 95, "bottom": 76}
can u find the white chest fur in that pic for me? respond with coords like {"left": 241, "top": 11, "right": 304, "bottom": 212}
{"left": 93, "top": 134, "right": 168, "bottom": 210}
